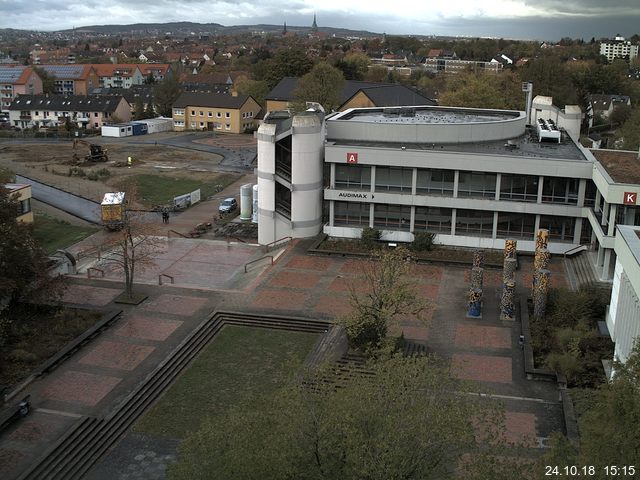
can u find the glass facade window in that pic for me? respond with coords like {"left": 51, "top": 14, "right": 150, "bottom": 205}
{"left": 539, "top": 215, "right": 576, "bottom": 242}
{"left": 416, "top": 169, "right": 454, "bottom": 196}
{"left": 335, "top": 165, "right": 371, "bottom": 190}
{"left": 500, "top": 174, "right": 538, "bottom": 202}
{"left": 455, "top": 209, "right": 494, "bottom": 237}
{"left": 542, "top": 177, "right": 579, "bottom": 205}
{"left": 584, "top": 180, "right": 597, "bottom": 207}
{"left": 334, "top": 201, "right": 370, "bottom": 227}
{"left": 17, "top": 198, "right": 31, "bottom": 216}
{"left": 457, "top": 171, "right": 496, "bottom": 198}
{"left": 414, "top": 207, "right": 452, "bottom": 233}
{"left": 373, "top": 204, "right": 411, "bottom": 230}
{"left": 615, "top": 205, "right": 640, "bottom": 227}
{"left": 375, "top": 167, "right": 413, "bottom": 193}
{"left": 496, "top": 213, "right": 536, "bottom": 240}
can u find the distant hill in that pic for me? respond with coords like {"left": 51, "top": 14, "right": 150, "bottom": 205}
{"left": 1, "top": 21, "right": 380, "bottom": 39}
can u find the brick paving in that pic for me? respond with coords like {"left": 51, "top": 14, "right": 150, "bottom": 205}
{"left": 454, "top": 325, "right": 512, "bottom": 349}
{"left": 0, "top": 237, "right": 572, "bottom": 479}
{"left": 142, "top": 294, "right": 208, "bottom": 317}
{"left": 61, "top": 285, "right": 123, "bottom": 306}
{"left": 79, "top": 341, "right": 156, "bottom": 371}
{"left": 114, "top": 316, "right": 183, "bottom": 342}
{"left": 451, "top": 353, "right": 513, "bottom": 384}
{"left": 42, "top": 371, "right": 122, "bottom": 406}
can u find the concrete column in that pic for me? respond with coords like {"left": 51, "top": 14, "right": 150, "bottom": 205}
{"left": 608, "top": 204, "right": 618, "bottom": 236}
{"left": 453, "top": 171, "right": 459, "bottom": 198}
{"left": 602, "top": 249, "right": 612, "bottom": 281}
{"left": 602, "top": 200, "right": 609, "bottom": 227}
{"left": 410, "top": 206, "right": 415, "bottom": 233}
{"left": 370, "top": 165, "right": 376, "bottom": 193}
{"left": 329, "top": 200, "right": 335, "bottom": 227}
{"left": 574, "top": 217, "right": 583, "bottom": 244}
{"left": 534, "top": 214, "right": 541, "bottom": 237}
{"left": 595, "top": 189, "right": 602, "bottom": 212}
{"left": 537, "top": 175, "right": 544, "bottom": 203}
{"left": 330, "top": 163, "right": 335, "bottom": 188}
{"left": 492, "top": 211, "right": 498, "bottom": 239}
{"left": 451, "top": 209, "right": 457, "bottom": 236}
{"left": 369, "top": 203, "right": 374, "bottom": 228}
{"left": 577, "top": 179, "right": 586, "bottom": 207}
{"left": 495, "top": 173, "right": 501, "bottom": 201}
{"left": 412, "top": 168, "right": 417, "bottom": 196}
{"left": 597, "top": 244, "right": 605, "bottom": 268}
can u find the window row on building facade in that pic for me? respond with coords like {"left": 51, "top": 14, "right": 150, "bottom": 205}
{"left": 332, "top": 201, "right": 582, "bottom": 242}
{"left": 333, "top": 164, "right": 595, "bottom": 206}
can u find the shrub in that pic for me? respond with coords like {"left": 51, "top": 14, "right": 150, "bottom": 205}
{"left": 87, "top": 171, "right": 99, "bottom": 181}
{"left": 68, "top": 166, "right": 86, "bottom": 177}
{"left": 9, "top": 349, "right": 38, "bottom": 363}
{"left": 360, "top": 227, "right": 381, "bottom": 248}
{"left": 412, "top": 232, "right": 435, "bottom": 252}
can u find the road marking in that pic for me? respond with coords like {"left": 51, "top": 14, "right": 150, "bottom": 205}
{"left": 36, "top": 408, "right": 83, "bottom": 418}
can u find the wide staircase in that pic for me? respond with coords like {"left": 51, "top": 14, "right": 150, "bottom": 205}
{"left": 564, "top": 250, "right": 601, "bottom": 291}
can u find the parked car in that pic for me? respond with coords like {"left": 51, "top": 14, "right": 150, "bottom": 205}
{"left": 218, "top": 197, "right": 238, "bottom": 215}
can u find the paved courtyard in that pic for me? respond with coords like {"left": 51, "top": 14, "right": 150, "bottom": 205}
{"left": 0, "top": 239, "right": 568, "bottom": 479}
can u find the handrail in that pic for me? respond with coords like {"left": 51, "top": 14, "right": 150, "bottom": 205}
{"left": 264, "top": 236, "right": 292, "bottom": 253}
{"left": 158, "top": 273, "right": 174, "bottom": 285}
{"left": 77, "top": 246, "right": 101, "bottom": 260}
{"left": 563, "top": 244, "right": 587, "bottom": 258}
{"left": 244, "top": 255, "right": 274, "bottom": 273}
{"left": 87, "top": 267, "right": 104, "bottom": 278}
{"left": 168, "top": 229, "right": 188, "bottom": 238}
{"left": 226, "top": 235, "right": 246, "bottom": 244}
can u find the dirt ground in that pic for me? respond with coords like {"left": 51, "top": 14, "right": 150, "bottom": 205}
{"left": 0, "top": 142, "right": 227, "bottom": 202}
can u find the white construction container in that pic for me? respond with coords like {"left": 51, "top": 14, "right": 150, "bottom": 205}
{"left": 101, "top": 124, "right": 133, "bottom": 137}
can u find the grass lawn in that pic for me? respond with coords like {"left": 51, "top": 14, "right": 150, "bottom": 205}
{"left": 134, "top": 326, "right": 319, "bottom": 439}
{"left": 118, "top": 173, "right": 239, "bottom": 208}
{"left": 32, "top": 213, "right": 98, "bottom": 253}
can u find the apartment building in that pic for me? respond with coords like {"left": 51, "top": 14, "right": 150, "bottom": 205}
{"left": 600, "top": 36, "right": 639, "bottom": 62}
{"left": 37, "top": 65, "right": 99, "bottom": 95}
{"left": 8, "top": 94, "right": 131, "bottom": 129}
{"left": 3, "top": 184, "right": 33, "bottom": 223}
{"left": 0, "top": 66, "right": 43, "bottom": 113}
{"left": 172, "top": 92, "right": 260, "bottom": 133}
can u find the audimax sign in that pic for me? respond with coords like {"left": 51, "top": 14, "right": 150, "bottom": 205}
{"left": 338, "top": 192, "right": 368, "bottom": 199}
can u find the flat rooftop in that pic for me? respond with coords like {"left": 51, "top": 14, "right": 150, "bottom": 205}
{"left": 329, "top": 127, "right": 588, "bottom": 162}
{"left": 336, "top": 106, "right": 519, "bottom": 125}
{"left": 590, "top": 149, "right": 640, "bottom": 184}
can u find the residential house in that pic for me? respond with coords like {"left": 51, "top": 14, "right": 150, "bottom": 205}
{"left": 89, "top": 85, "right": 154, "bottom": 116}
{"left": 8, "top": 94, "right": 131, "bottom": 130}
{"left": 265, "top": 77, "right": 435, "bottom": 112}
{"left": 92, "top": 64, "right": 145, "bottom": 88}
{"left": 588, "top": 94, "right": 632, "bottom": 126}
{"left": 172, "top": 92, "right": 260, "bottom": 133}
{"left": 37, "top": 64, "right": 100, "bottom": 95}
{"left": 3, "top": 183, "right": 33, "bottom": 223}
{"left": 138, "top": 64, "right": 171, "bottom": 83}
{"left": 0, "top": 65, "right": 43, "bottom": 113}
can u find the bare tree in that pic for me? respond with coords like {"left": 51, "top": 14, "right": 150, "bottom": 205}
{"left": 99, "top": 186, "right": 161, "bottom": 299}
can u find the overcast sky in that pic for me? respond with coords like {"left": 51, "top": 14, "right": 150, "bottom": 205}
{"left": 1, "top": 0, "right": 639, "bottom": 40}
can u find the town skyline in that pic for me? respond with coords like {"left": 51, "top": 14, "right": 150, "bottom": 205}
{"left": 1, "top": 0, "right": 639, "bottom": 41}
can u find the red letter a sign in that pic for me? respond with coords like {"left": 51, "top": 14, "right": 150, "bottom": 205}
{"left": 346, "top": 152, "right": 358, "bottom": 164}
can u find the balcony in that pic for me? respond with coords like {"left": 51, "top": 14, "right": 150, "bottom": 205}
{"left": 19, "top": 115, "right": 31, "bottom": 120}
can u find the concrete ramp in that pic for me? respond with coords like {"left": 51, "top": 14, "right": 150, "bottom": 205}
{"left": 16, "top": 174, "right": 101, "bottom": 224}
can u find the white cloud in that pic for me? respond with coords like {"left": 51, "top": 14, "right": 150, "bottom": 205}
{"left": 0, "top": 0, "right": 638, "bottom": 38}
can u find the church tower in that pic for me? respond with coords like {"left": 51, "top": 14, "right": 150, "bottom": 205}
{"left": 311, "top": 13, "right": 318, "bottom": 32}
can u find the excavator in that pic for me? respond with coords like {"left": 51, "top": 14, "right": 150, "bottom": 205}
{"left": 72, "top": 139, "right": 108, "bottom": 163}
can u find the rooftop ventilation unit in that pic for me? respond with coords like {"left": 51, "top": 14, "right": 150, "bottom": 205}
{"left": 536, "top": 118, "right": 561, "bottom": 143}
